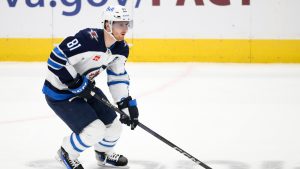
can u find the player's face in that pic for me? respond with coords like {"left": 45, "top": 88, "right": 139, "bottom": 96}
{"left": 112, "top": 21, "right": 129, "bottom": 41}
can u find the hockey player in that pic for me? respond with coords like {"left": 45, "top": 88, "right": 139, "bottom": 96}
{"left": 42, "top": 5, "right": 139, "bottom": 169}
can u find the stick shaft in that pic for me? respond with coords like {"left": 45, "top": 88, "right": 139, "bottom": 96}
{"left": 93, "top": 94, "right": 212, "bottom": 169}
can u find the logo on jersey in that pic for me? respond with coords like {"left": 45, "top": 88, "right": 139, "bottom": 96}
{"left": 89, "top": 29, "right": 98, "bottom": 42}
{"left": 88, "top": 70, "right": 100, "bottom": 80}
{"left": 106, "top": 7, "right": 115, "bottom": 12}
{"left": 93, "top": 55, "right": 101, "bottom": 61}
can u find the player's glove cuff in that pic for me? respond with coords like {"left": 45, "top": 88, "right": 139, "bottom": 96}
{"left": 66, "top": 74, "right": 95, "bottom": 100}
{"left": 117, "top": 96, "right": 139, "bottom": 130}
{"left": 65, "top": 74, "right": 84, "bottom": 90}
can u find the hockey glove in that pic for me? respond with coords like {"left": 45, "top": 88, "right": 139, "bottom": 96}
{"left": 66, "top": 74, "right": 96, "bottom": 100}
{"left": 117, "top": 96, "right": 139, "bottom": 130}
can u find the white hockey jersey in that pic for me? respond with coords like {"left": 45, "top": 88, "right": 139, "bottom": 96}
{"left": 42, "top": 28, "right": 130, "bottom": 103}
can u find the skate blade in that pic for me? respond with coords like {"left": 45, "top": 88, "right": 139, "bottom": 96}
{"left": 97, "top": 162, "right": 130, "bottom": 169}
{"left": 55, "top": 153, "right": 68, "bottom": 169}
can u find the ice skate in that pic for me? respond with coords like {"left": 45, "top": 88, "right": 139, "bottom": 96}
{"left": 55, "top": 147, "right": 84, "bottom": 169}
{"left": 95, "top": 150, "right": 129, "bottom": 168}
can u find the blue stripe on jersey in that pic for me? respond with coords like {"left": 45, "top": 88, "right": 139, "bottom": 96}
{"left": 106, "top": 69, "right": 127, "bottom": 76}
{"left": 47, "top": 58, "right": 63, "bottom": 70}
{"left": 42, "top": 85, "right": 74, "bottom": 100}
{"left": 47, "top": 67, "right": 75, "bottom": 85}
{"left": 44, "top": 80, "right": 72, "bottom": 94}
{"left": 107, "top": 81, "right": 129, "bottom": 86}
{"left": 50, "top": 52, "right": 67, "bottom": 65}
{"left": 53, "top": 47, "right": 67, "bottom": 60}
{"left": 70, "top": 133, "right": 84, "bottom": 152}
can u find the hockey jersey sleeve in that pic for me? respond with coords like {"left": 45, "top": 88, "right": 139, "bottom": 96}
{"left": 106, "top": 54, "right": 130, "bottom": 103}
{"left": 47, "top": 30, "right": 87, "bottom": 84}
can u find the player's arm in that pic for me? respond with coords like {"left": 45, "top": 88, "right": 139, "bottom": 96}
{"left": 47, "top": 35, "right": 83, "bottom": 84}
{"left": 106, "top": 53, "right": 139, "bottom": 130}
{"left": 106, "top": 55, "right": 130, "bottom": 102}
{"left": 47, "top": 30, "right": 95, "bottom": 99}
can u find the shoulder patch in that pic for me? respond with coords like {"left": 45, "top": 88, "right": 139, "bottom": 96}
{"left": 88, "top": 29, "right": 99, "bottom": 42}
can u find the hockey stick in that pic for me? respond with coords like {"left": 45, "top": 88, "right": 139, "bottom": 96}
{"left": 92, "top": 93, "right": 212, "bottom": 169}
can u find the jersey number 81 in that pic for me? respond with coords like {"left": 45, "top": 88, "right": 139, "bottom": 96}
{"left": 67, "top": 39, "right": 81, "bottom": 51}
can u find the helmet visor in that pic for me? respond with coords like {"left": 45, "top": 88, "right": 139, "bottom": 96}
{"left": 112, "top": 20, "right": 133, "bottom": 29}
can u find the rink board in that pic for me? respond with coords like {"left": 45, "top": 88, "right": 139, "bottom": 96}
{"left": 0, "top": 38, "right": 300, "bottom": 63}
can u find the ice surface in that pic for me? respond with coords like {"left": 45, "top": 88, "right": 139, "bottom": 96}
{"left": 0, "top": 62, "right": 300, "bottom": 169}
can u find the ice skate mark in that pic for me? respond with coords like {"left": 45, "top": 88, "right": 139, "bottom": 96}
{"left": 136, "top": 64, "right": 195, "bottom": 98}
{"left": 203, "top": 160, "right": 249, "bottom": 169}
{"left": 0, "top": 115, "right": 54, "bottom": 125}
{"left": 127, "top": 160, "right": 166, "bottom": 169}
{"left": 261, "top": 161, "right": 284, "bottom": 169}
{"left": 86, "top": 160, "right": 165, "bottom": 169}
{"left": 27, "top": 159, "right": 62, "bottom": 169}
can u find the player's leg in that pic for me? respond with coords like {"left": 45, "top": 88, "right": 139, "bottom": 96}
{"left": 45, "top": 96, "right": 106, "bottom": 169}
{"left": 88, "top": 88, "right": 128, "bottom": 167}
{"left": 94, "top": 118, "right": 128, "bottom": 167}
